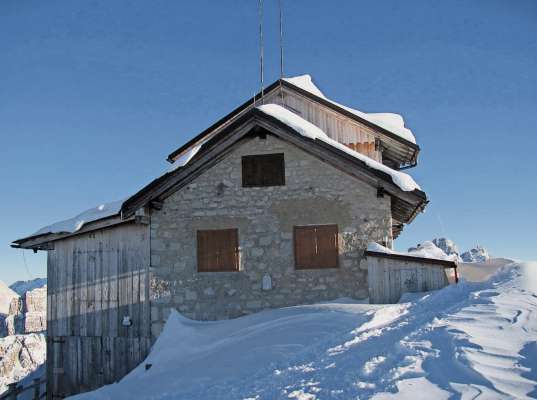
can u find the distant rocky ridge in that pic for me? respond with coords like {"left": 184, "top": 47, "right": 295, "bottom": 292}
{"left": 461, "top": 246, "right": 490, "bottom": 263}
{"left": 405, "top": 241, "right": 458, "bottom": 261}
{"left": 0, "top": 278, "right": 47, "bottom": 337}
{"left": 432, "top": 238, "right": 461, "bottom": 261}
{"left": 0, "top": 333, "right": 45, "bottom": 395}
{"left": 0, "top": 279, "right": 47, "bottom": 395}
{"left": 2, "top": 287, "right": 46, "bottom": 336}
{"left": 0, "top": 282, "right": 18, "bottom": 316}
{"left": 9, "top": 278, "right": 47, "bottom": 296}
{"left": 408, "top": 238, "right": 490, "bottom": 264}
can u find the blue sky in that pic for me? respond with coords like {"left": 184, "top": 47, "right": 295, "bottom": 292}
{"left": 1, "top": 0, "right": 536, "bottom": 284}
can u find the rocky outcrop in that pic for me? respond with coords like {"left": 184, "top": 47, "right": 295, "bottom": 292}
{"left": 1, "top": 287, "right": 46, "bottom": 336}
{"left": 408, "top": 238, "right": 461, "bottom": 260}
{"left": 0, "top": 333, "right": 46, "bottom": 395}
{"left": 0, "top": 281, "right": 47, "bottom": 396}
{"left": 461, "top": 246, "right": 490, "bottom": 263}
{"left": 409, "top": 239, "right": 491, "bottom": 264}
{"left": 432, "top": 238, "right": 461, "bottom": 261}
{"left": 0, "top": 281, "right": 18, "bottom": 316}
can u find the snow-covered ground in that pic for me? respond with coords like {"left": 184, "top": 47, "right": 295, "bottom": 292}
{"left": 72, "top": 261, "right": 537, "bottom": 400}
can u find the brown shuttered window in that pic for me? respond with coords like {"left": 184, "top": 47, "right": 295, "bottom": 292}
{"left": 197, "top": 229, "right": 239, "bottom": 272}
{"left": 242, "top": 153, "right": 285, "bottom": 187}
{"left": 294, "top": 225, "right": 339, "bottom": 269}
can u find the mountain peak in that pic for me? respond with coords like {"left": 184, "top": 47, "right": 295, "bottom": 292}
{"left": 0, "top": 281, "right": 19, "bottom": 315}
{"left": 9, "top": 278, "right": 47, "bottom": 296}
{"left": 461, "top": 246, "right": 490, "bottom": 263}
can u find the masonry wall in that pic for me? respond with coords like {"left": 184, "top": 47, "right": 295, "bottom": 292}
{"left": 150, "top": 135, "right": 392, "bottom": 334}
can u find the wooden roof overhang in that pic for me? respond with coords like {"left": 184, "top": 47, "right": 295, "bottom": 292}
{"left": 166, "top": 79, "right": 420, "bottom": 170}
{"left": 122, "top": 108, "right": 427, "bottom": 238}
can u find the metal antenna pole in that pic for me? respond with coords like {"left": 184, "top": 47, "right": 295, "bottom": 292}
{"left": 258, "top": 0, "right": 264, "bottom": 103}
{"left": 278, "top": 0, "right": 285, "bottom": 104}
{"left": 279, "top": 0, "right": 284, "bottom": 80}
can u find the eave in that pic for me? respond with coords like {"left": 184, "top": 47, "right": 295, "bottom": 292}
{"left": 12, "top": 214, "right": 136, "bottom": 251}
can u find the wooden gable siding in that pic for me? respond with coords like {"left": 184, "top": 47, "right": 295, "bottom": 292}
{"left": 46, "top": 223, "right": 151, "bottom": 399}
{"left": 262, "top": 89, "right": 382, "bottom": 162}
{"left": 167, "top": 79, "right": 419, "bottom": 168}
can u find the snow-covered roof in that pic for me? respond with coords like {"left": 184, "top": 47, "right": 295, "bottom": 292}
{"left": 168, "top": 137, "right": 209, "bottom": 172}
{"left": 284, "top": 75, "right": 417, "bottom": 144}
{"left": 257, "top": 104, "right": 420, "bottom": 192}
{"left": 16, "top": 98, "right": 424, "bottom": 247}
{"left": 367, "top": 242, "right": 459, "bottom": 262}
{"left": 30, "top": 200, "right": 123, "bottom": 237}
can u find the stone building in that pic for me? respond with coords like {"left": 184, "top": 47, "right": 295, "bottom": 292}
{"left": 12, "top": 75, "right": 434, "bottom": 398}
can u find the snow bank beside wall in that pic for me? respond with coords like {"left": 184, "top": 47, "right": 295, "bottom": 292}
{"left": 71, "top": 261, "right": 537, "bottom": 400}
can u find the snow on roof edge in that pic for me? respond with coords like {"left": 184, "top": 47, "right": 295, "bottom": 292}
{"left": 170, "top": 73, "right": 417, "bottom": 168}
{"left": 256, "top": 104, "right": 421, "bottom": 192}
{"left": 25, "top": 199, "right": 124, "bottom": 240}
{"left": 283, "top": 74, "right": 417, "bottom": 145}
{"left": 367, "top": 242, "right": 459, "bottom": 263}
{"left": 284, "top": 74, "right": 328, "bottom": 99}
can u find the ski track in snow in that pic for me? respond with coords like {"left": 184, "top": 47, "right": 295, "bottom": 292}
{"left": 71, "top": 262, "right": 537, "bottom": 400}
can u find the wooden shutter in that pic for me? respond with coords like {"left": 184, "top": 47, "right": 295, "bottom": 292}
{"left": 294, "top": 225, "right": 338, "bottom": 269}
{"left": 197, "top": 229, "right": 239, "bottom": 272}
{"left": 242, "top": 153, "right": 285, "bottom": 187}
{"left": 294, "top": 226, "right": 316, "bottom": 269}
{"left": 315, "top": 225, "right": 338, "bottom": 268}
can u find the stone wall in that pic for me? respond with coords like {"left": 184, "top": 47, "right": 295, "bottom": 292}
{"left": 149, "top": 135, "right": 392, "bottom": 334}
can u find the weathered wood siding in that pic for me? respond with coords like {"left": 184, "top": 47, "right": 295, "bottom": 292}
{"left": 265, "top": 89, "right": 383, "bottom": 162}
{"left": 367, "top": 256, "right": 449, "bottom": 303}
{"left": 46, "top": 223, "right": 150, "bottom": 399}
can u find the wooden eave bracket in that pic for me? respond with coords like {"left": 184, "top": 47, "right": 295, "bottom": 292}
{"left": 134, "top": 207, "right": 150, "bottom": 225}
{"left": 149, "top": 200, "right": 164, "bottom": 210}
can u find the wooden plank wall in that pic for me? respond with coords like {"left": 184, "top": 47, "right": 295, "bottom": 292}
{"left": 265, "top": 89, "right": 382, "bottom": 162}
{"left": 367, "top": 256, "right": 450, "bottom": 304}
{"left": 46, "top": 223, "right": 150, "bottom": 399}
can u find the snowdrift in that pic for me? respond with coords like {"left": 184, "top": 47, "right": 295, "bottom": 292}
{"left": 72, "top": 261, "right": 537, "bottom": 400}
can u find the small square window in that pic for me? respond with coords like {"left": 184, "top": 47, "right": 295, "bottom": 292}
{"left": 242, "top": 153, "right": 285, "bottom": 187}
